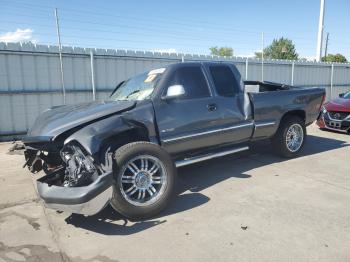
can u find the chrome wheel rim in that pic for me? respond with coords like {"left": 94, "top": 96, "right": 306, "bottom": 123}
{"left": 119, "top": 155, "right": 167, "bottom": 206}
{"left": 285, "top": 123, "right": 304, "bottom": 152}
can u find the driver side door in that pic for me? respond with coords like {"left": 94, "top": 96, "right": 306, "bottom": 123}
{"left": 154, "top": 65, "right": 222, "bottom": 154}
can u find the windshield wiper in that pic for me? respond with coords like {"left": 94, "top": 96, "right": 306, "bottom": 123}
{"left": 125, "top": 89, "right": 141, "bottom": 99}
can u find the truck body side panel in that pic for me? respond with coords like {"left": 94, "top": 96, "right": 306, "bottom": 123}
{"left": 249, "top": 87, "right": 325, "bottom": 139}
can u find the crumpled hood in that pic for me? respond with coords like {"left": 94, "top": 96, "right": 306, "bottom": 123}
{"left": 26, "top": 100, "right": 135, "bottom": 139}
{"left": 325, "top": 98, "right": 350, "bottom": 112}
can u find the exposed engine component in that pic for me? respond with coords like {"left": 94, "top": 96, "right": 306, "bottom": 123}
{"left": 23, "top": 149, "right": 43, "bottom": 173}
{"left": 60, "top": 144, "right": 97, "bottom": 187}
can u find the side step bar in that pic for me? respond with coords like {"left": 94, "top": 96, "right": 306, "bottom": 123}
{"left": 175, "top": 146, "right": 249, "bottom": 167}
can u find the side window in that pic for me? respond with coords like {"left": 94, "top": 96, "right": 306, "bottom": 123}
{"left": 167, "top": 66, "right": 210, "bottom": 99}
{"left": 209, "top": 65, "right": 239, "bottom": 97}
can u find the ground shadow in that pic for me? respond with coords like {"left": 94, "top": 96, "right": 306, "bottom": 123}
{"left": 65, "top": 133, "right": 348, "bottom": 235}
{"left": 65, "top": 192, "right": 210, "bottom": 235}
{"left": 176, "top": 134, "right": 348, "bottom": 194}
{"left": 65, "top": 206, "right": 165, "bottom": 235}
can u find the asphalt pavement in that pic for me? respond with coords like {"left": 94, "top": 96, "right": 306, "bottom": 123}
{"left": 1, "top": 124, "right": 349, "bottom": 262}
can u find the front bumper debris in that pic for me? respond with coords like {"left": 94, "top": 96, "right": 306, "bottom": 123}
{"left": 37, "top": 171, "right": 113, "bottom": 216}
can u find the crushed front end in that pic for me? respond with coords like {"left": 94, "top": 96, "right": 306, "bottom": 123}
{"left": 23, "top": 137, "right": 113, "bottom": 216}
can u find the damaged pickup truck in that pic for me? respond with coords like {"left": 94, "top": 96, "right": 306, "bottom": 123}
{"left": 23, "top": 62, "right": 325, "bottom": 220}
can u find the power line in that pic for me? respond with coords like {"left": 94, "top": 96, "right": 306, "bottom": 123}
{"left": 0, "top": 10, "right": 262, "bottom": 37}
{"left": 1, "top": 0, "right": 265, "bottom": 34}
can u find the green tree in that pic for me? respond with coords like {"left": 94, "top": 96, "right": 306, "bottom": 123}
{"left": 209, "top": 46, "right": 233, "bottom": 57}
{"left": 322, "top": 53, "right": 348, "bottom": 63}
{"left": 255, "top": 37, "right": 298, "bottom": 60}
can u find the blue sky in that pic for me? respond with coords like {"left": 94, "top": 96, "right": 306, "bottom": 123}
{"left": 0, "top": 0, "right": 349, "bottom": 59}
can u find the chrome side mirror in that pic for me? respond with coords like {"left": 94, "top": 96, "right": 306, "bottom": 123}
{"left": 162, "top": 85, "right": 186, "bottom": 100}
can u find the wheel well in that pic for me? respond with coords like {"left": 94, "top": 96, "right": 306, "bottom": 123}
{"left": 280, "top": 110, "right": 306, "bottom": 124}
{"left": 273, "top": 110, "right": 306, "bottom": 137}
{"left": 98, "top": 127, "right": 150, "bottom": 164}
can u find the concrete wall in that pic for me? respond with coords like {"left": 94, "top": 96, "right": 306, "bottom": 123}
{"left": 1, "top": 42, "right": 350, "bottom": 139}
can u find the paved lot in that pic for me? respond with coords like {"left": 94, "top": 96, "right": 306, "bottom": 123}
{"left": 0, "top": 124, "right": 349, "bottom": 262}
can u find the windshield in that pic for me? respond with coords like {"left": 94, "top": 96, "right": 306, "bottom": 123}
{"left": 110, "top": 68, "right": 166, "bottom": 101}
{"left": 342, "top": 91, "right": 350, "bottom": 99}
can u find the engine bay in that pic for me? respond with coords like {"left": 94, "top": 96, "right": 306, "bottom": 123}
{"left": 24, "top": 143, "right": 100, "bottom": 187}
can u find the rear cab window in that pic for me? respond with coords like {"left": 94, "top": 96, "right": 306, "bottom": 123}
{"left": 166, "top": 66, "right": 211, "bottom": 99}
{"left": 209, "top": 65, "right": 239, "bottom": 97}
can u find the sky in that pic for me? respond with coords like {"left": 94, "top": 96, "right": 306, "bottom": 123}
{"left": 0, "top": 0, "right": 349, "bottom": 60}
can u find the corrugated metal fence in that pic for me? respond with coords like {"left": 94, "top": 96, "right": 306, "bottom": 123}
{"left": 1, "top": 42, "right": 350, "bottom": 139}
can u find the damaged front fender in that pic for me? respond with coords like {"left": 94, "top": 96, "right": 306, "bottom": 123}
{"left": 63, "top": 101, "right": 159, "bottom": 161}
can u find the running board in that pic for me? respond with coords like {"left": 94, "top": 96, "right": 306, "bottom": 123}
{"left": 175, "top": 146, "right": 249, "bottom": 167}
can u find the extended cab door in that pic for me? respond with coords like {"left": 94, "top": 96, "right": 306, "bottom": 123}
{"left": 203, "top": 63, "right": 254, "bottom": 143}
{"left": 154, "top": 63, "right": 253, "bottom": 155}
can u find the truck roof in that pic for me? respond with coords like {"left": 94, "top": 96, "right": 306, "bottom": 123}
{"left": 168, "top": 61, "right": 235, "bottom": 68}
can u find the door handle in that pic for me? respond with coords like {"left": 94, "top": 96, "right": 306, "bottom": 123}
{"left": 207, "top": 104, "right": 217, "bottom": 112}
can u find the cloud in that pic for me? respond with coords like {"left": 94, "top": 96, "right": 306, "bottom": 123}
{"left": 152, "top": 48, "right": 177, "bottom": 54}
{"left": 0, "top": 28, "right": 35, "bottom": 43}
{"left": 236, "top": 53, "right": 256, "bottom": 58}
{"left": 299, "top": 56, "right": 316, "bottom": 61}
{"left": 236, "top": 49, "right": 261, "bottom": 58}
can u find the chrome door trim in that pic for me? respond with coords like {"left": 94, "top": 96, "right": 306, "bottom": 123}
{"left": 254, "top": 121, "right": 276, "bottom": 128}
{"left": 162, "top": 122, "right": 254, "bottom": 143}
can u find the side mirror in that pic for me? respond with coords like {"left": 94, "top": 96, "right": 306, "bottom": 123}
{"left": 339, "top": 93, "right": 344, "bottom": 98}
{"left": 162, "top": 85, "right": 186, "bottom": 100}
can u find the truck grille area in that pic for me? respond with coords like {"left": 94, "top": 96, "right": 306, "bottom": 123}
{"left": 328, "top": 111, "right": 349, "bottom": 120}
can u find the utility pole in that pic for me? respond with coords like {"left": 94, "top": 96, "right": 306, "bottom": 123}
{"left": 316, "top": 0, "right": 325, "bottom": 62}
{"left": 261, "top": 32, "right": 264, "bottom": 82}
{"left": 90, "top": 50, "right": 96, "bottom": 101}
{"left": 55, "top": 8, "right": 66, "bottom": 104}
{"left": 324, "top": 32, "right": 329, "bottom": 58}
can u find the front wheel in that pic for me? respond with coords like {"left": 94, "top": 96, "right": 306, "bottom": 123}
{"left": 272, "top": 116, "right": 306, "bottom": 158}
{"left": 110, "top": 142, "right": 177, "bottom": 220}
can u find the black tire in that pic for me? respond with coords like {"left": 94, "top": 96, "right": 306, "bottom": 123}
{"left": 110, "top": 142, "right": 177, "bottom": 221}
{"left": 272, "top": 116, "right": 306, "bottom": 158}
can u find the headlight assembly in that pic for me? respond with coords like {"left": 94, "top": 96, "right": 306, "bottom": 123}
{"left": 60, "top": 143, "right": 96, "bottom": 187}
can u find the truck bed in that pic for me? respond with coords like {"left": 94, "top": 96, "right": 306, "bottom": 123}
{"left": 244, "top": 81, "right": 292, "bottom": 93}
{"left": 247, "top": 84, "right": 325, "bottom": 139}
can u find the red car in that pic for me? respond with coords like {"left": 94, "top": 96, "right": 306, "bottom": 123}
{"left": 317, "top": 91, "right": 350, "bottom": 134}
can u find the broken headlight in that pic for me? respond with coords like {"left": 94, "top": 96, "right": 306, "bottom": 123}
{"left": 60, "top": 144, "right": 97, "bottom": 187}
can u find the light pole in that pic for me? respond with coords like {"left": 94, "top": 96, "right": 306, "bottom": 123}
{"left": 316, "top": 0, "right": 325, "bottom": 62}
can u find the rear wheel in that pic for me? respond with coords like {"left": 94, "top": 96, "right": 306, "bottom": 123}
{"left": 110, "top": 142, "right": 177, "bottom": 220}
{"left": 272, "top": 116, "right": 306, "bottom": 158}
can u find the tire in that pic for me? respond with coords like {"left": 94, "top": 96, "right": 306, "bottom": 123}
{"left": 272, "top": 116, "right": 306, "bottom": 158}
{"left": 110, "top": 142, "right": 177, "bottom": 220}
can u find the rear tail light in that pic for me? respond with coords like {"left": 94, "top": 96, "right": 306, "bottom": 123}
{"left": 318, "top": 94, "right": 326, "bottom": 111}
{"left": 321, "top": 94, "right": 326, "bottom": 105}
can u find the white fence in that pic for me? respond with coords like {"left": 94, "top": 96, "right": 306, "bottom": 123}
{"left": 0, "top": 42, "right": 350, "bottom": 139}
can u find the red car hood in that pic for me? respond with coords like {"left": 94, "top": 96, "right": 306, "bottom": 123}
{"left": 325, "top": 98, "right": 350, "bottom": 112}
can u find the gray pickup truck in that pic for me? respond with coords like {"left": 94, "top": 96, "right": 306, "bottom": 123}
{"left": 23, "top": 62, "right": 325, "bottom": 220}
